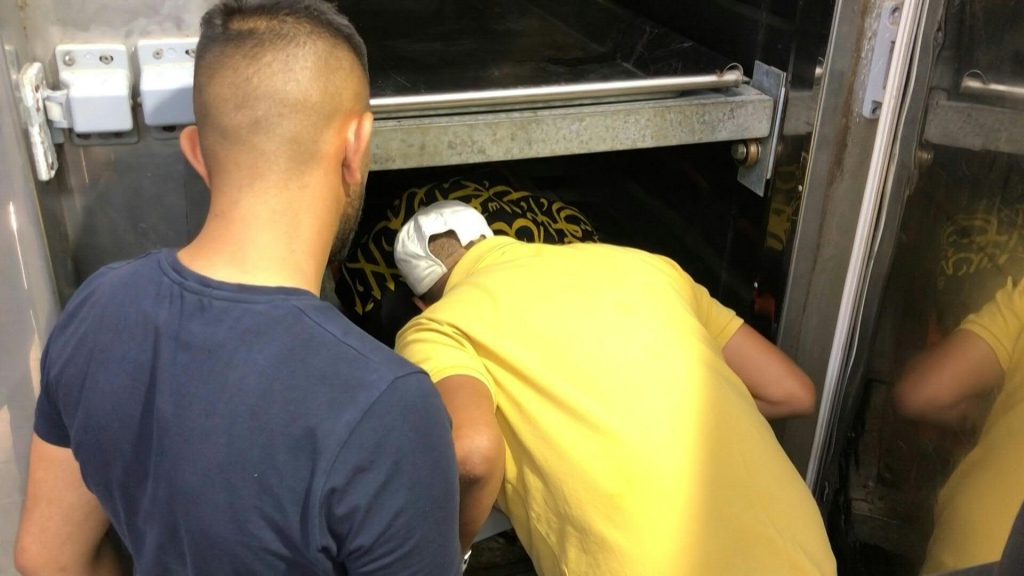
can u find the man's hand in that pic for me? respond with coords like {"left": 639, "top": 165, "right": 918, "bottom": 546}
{"left": 434, "top": 374, "right": 506, "bottom": 553}
{"left": 15, "top": 434, "right": 124, "bottom": 576}
{"left": 722, "top": 324, "right": 817, "bottom": 419}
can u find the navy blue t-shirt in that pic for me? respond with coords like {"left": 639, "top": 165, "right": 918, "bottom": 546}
{"left": 34, "top": 250, "right": 461, "bottom": 575}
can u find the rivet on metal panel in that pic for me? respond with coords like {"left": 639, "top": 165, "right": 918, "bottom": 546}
{"left": 186, "top": 48, "right": 196, "bottom": 58}
{"left": 99, "top": 54, "right": 113, "bottom": 65}
{"left": 915, "top": 145, "right": 933, "bottom": 170}
{"left": 62, "top": 53, "right": 75, "bottom": 66}
{"left": 153, "top": 48, "right": 164, "bottom": 60}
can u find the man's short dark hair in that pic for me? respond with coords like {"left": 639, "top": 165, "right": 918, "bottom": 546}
{"left": 191, "top": 0, "right": 370, "bottom": 174}
{"left": 197, "top": 0, "right": 368, "bottom": 76}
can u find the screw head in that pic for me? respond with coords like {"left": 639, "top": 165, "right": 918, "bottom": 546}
{"left": 99, "top": 54, "right": 113, "bottom": 65}
{"left": 62, "top": 53, "right": 76, "bottom": 66}
{"left": 731, "top": 141, "right": 761, "bottom": 167}
{"left": 153, "top": 48, "right": 164, "bottom": 60}
{"left": 185, "top": 47, "right": 196, "bottom": 58}
{"left": 731, "top": 141, "right": 749, "bottom": 162}
{"left": 915, "top": 146, "right": 934, "bottom": 169}
{"left": 888, "top": 5, "right": 902, "bottom": 26}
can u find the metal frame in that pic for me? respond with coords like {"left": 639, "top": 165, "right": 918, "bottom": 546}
{"left": 924, "top": 91, "right": 1024, "bottom": 156}
{"left": 804, "top": 0, "right": 928, "bottom": 491}
{"left": 371, "top": 84, "right": 773, "bottom": 170}
{"left": 775, "top": 0, "right": 912, "bottom": 476}
{"left": 811, "top": 0, "right": 948, "bottom": 551}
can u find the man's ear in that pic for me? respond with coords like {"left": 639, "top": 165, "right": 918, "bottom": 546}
{"left": 179, "top": 126, "right": 210, "bottom": 187}
{"left": 342, "top": 111, "right": 374, "bottom": 187}
{"left": 413, "top": 296, "right": 427, "bottom": 312}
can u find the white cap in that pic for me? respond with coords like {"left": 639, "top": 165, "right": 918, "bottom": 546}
{"left": 394, "top": 200, "right": 493, "bottom": 296}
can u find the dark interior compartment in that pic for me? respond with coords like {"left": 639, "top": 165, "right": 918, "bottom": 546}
{"left": 961, "top": 0, "right": 1024, "bottom": 87}
{"left": 340, "top": 144, "right": 775, "bottom": 346}
{"left": 622, "top": 0, "right": 808, "bottom": 72}
{"left": 338, "top": 0, "right": 732, "bottom": 98}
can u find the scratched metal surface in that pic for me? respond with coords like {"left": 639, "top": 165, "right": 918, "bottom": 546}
{"left": 340, "top": 0, "right": 731, "bottom": 97}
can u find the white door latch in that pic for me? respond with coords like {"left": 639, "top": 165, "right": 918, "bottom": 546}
{"left": 862, "top": 2, "right": 903, "bottom": 118}
{"left": 16, "top": 44, "right": 134, "bottom": 181}
{"left": 54, "top": 44, "right": 134, "bottom": 134}
{"left": 138, "top": 38, "right": 198, "bottom": 127}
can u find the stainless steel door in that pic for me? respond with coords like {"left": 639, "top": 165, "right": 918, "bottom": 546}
{"left": 809, "top": 0, "right": 1024, "bottom": 572}
{"left": 0, "top": 29, "right": 61, "bottom": 576}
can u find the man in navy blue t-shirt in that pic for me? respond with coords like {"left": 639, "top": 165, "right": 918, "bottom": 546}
{"left": 14, "top": 1, "right": 461, "bottom": 574}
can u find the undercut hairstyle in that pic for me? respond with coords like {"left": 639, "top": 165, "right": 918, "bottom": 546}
{"left": 197, "top": 0, "right": 367, "bottom": 76}
{"left": 193, "top": 0, "right": 370, "bottom": 177}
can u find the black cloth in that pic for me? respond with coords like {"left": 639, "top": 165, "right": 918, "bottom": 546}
{"left": 336, "top": 176, "right": 599, "bottom": 346}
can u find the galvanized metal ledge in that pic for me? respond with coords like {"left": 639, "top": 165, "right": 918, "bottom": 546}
{"left": 371, "top": 84, "right": 773, "bottom": 170}
{"left": 923, "top": 95, "right": 1024, "bottom": 156}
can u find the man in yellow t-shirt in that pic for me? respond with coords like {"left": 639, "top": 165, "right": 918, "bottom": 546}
{"left": 334, "top": 175, "right": 598, "bottom": 346}
{"left": 393, "top": 201, "right": 835, "bottom": 575}
{"left": 895, "top": 277, "right": 1024, "bottom": 574}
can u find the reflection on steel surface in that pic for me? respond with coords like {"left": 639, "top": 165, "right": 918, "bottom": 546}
{"left": 369, "top": 70, "right": 745, "bottom": 114}
{"left": 960, "top": 71, "right": 1024, "bottom": 101}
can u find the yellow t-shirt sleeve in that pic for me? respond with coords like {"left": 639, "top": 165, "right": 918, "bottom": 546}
{"left": 959, "top": 277, "right": 1024, "bottom": 371}
{"left": 695, "top": 284, "right": 745, "bottom": 349}
{"left": 395, "top": 314, "right": 497, "bottom": 398}
{"left": 659, "top": 256, "right": 744, "bottom": 348}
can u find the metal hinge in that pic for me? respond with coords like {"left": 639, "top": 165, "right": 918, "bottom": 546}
{"left": 17, "top": 62, "right": 63, "bottom": 181}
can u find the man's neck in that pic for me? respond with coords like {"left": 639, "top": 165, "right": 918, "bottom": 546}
{"left": 178, "top": 182, "right": 340, "bottom": 295}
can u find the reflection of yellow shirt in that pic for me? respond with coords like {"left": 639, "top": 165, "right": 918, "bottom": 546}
{"left": 924, "top": 278, "right": 1024, "bottom": 574}
{"left": 396, "top": 237, "right": 835, "bottom": 575}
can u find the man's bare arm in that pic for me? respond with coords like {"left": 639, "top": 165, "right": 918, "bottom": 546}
{"left": 15, "top": 434, "right": 124, "bottom": 576}
{"left": 893, "top": 329, "right": 1003, "bottom": 428}
{"left": 434, "top": 375, "right": 505, "bottom": 553}
{"left": 722, "top": 324, "right": 817, "bottom": 419}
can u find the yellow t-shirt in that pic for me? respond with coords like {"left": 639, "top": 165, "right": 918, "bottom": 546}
{"left": 923, "top": 277, "right": 1024, "bottom": 574}
{"left": 396, "top": 237, "right": 835, "bottom": 576}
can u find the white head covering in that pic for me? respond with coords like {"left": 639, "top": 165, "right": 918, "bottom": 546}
{"left": 394, "top": 200, "right": 493, "bottom": 296}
